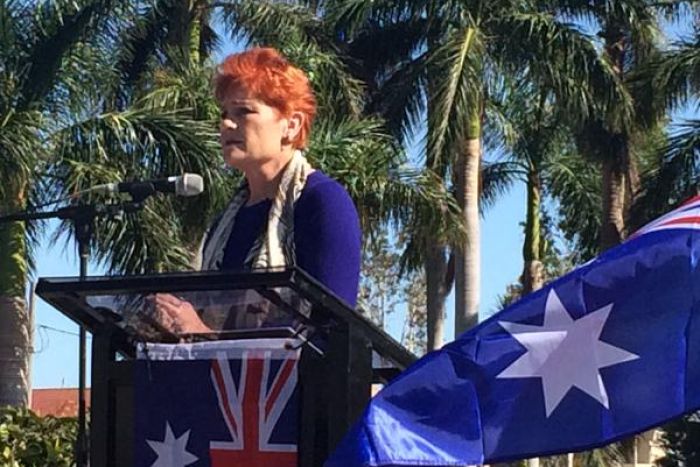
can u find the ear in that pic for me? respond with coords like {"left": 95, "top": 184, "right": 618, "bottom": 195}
{"left": 281, "top": 111, "right": 304, "bottom": 145}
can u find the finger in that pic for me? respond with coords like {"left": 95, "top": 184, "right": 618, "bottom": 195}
{"left": 156, "top": 294, "right": 182, "bottom": 307}
{"left": 155, "top": 303, "right": 181, "bottom": 321}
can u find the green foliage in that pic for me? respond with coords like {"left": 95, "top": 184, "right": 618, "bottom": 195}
{"left": 0, "top": 406, "right": 78, "bottom": 467}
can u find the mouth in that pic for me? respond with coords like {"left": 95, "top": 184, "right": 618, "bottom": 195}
{"left": 222, "top": 139, "right": 243, "bottom": 147}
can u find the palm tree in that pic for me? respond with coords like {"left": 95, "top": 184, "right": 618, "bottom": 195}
{"left": 327, "top": 0, "right": 629, "bottom": 345}
{"left": 543, "top": 0, "right": 693, "bottom": 252}
{"left": 630, "top": 29, "right": 700, "bottom": 226}
{"left": 483, "top": 81, "right": 590, "bottom": 295}
{"left": 0, "top": 0, "right": 127, "bottom": 408}
{"left": 0, "top": 0, "right": 231, "bottom": 406}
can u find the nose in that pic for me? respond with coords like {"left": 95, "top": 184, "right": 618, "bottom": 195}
{"left": 220, "top": 118, "right": 238, "bottom": 130}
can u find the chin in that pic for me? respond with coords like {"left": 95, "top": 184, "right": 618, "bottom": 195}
{"left": 222, "top": 149, "right": 246, "bottom": 167}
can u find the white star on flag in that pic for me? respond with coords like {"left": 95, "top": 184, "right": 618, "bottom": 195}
{"left": 497, "top": 289, "right": 639, "bottom": 417}
{"left": 146, "top": 422, "right": 198, "bottom": 467}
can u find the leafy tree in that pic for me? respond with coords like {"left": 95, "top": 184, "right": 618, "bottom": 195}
{"left": 0, "top": 406, "right": 78, "bottom": 466}
{"left": 400, "top": 270, "right": 428, "bottom": 356}
{"left": 357, "top": 231, "right": 403, "bottom": 328}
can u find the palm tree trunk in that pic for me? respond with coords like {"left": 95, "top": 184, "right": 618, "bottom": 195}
{"left": 426, "top": 245, "right": 453, "bottom": 350}
{"left": 600, "top": 27, "right": 629, "bottom": 252}
{"left": 0, "top": 184, "right": 31, "bottom": 407}
{"left": 522, "top": 169, "right": 543, "bottom": 467}
{"left": 600, "top": 152, "right": 626, "bottom": 251}
{"left": 0, "top": 296, "right": 31, "bottom": 407}
{"left": 455, "top": 136, "right": 481, "bottom": 335}
{"left": 521, "top": 169, "right": 544, "bottom": 294}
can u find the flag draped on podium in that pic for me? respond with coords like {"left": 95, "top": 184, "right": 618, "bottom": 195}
{"left": 326, "top": 196, "right": 700, "bottom": 466}
{"left": 134, "top": 339, "right": 299, "bottom": 467}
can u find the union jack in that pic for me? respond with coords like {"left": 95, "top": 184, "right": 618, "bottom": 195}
{"left": 209, "top": 350, "right": 298, "bottom": 466}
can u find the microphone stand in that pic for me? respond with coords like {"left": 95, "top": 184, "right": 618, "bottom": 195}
{"left": 0, "top": 198, "right": 147, "bottom": 467}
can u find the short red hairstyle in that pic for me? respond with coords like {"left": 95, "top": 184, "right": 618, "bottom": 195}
{"left": 214, "top": 47, "right": 317, "bottom": 149}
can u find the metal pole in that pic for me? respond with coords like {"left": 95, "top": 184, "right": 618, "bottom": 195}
{"left": 26, "top": 282, "right": 35, "bottom": 407}
{"left": 75, "top": 216, "right": 91, "bottom": 467}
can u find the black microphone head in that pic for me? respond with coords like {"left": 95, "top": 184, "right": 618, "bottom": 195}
{"left": 175, "top": 173, "right": 204, "bottom": 197}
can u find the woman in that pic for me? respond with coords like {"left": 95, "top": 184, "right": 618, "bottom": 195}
{"left": 152, "top": 47, "right": 361, "bottom": 334}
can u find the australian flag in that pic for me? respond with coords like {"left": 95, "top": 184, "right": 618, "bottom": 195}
{"left": 327, "top": 196, "right": 700, "bottom": 466}
{"left": 134, "top": 339, "right": 299, "bottom": 467}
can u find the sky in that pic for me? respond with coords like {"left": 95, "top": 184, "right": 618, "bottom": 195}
{"left": 28, "top": 13, "right": 697, "bottom": 389}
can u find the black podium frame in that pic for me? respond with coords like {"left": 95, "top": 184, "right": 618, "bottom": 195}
{"left": 36, "top": 268, "right": 416, "bottom": 466}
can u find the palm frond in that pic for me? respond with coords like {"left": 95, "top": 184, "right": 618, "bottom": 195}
{"left": 197, "top": 7, "right": 220, "bottom": 62}
{"left": 343, "top": 16, "right": 428, "bottom": 83}
{"left": 369, "top": 50, "right": 428, "bottom": 144}
{"left": 138, "top": 61, "right": 220, "bottom": 121}
{"left": 0, "top": 110, "right": 44, "bottom": 204}
{"left": 219, "top": 0, "right": 325, "bottom": 46}
{"left": 280, "top": 40, "right": 366, "bottom": 118}
{"left": 307, "top": 116, "right": 403, "bottom": 230}
{"left": 17, "top": 0, "right": 114, "bottom": 110}
{"left": 547, "top": 151, "right": 602, "bottom": 262}
{"left": 111, "top": 0, "right": 174, "bottom": 107}
{"left": 494, "top": 11, "right": 633, "bottom": 130}
{"left": 426, "top": 24, "right": 484, "bottom": 171}
{"left": 480, "top": 160, "right": 522, "bottom": 213}
{"left": 307, "top": 116, "right": 463, "bottom": 256}
{"left": 635, "top": 33, "right": 700, "bottom": 111}
{"left": 91, "top": 201, "right": 196, "bottom": 274}
{"left": 397, "top": 168, "right": 465, "bottom": 273}
{"left": 324, "top": 0, "right": 420, "bottom": 37}
{"left": 49, "top": 105, "right": 231, "bottom": 270}
{"left": 631, "top": 119, "right": 700, "bottom": 227}
{"left": 0, "top": 1, "right": 22, "bottom": 58}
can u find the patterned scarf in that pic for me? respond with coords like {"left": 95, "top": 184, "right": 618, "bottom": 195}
{"left": 200, "top": 150, "right": 313, "bottom": 271}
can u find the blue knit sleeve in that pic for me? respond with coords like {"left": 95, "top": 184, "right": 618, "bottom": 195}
{"left": 294, "top": 175, "right": 362, "bottom": 307}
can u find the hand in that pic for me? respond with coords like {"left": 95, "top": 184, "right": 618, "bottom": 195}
{"left": 147, "top": 293, "right": 211, "bottom": 334}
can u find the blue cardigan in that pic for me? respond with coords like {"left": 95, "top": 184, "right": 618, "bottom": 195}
{"left": 219, "top": 171, "right": 361, "bottom": 307}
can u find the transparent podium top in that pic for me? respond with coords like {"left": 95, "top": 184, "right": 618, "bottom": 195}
{"left": 36, "top": 269, "right": 324, "bottom": 351}
{"left": 85, "top": 286, "right": 310, "bottom": 342}
{"left": 36, "top": 267, "right": 415, "bottom": 368}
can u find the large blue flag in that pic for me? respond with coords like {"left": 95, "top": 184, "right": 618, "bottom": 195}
{"left": 327, "top": 196, "right": 700, "bottom": 466}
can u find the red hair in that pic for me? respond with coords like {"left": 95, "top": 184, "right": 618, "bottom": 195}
{"left": 214, "top": 47, "right": 317, "bottom": 149}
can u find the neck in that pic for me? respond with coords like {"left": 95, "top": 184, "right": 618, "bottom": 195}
{"left": 244, "top": 149, "right": 296, "bottom": 205}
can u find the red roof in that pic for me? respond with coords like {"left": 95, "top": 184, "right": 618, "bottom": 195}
{"left": 30, "top": 388, "right": 91, "bottom": 418}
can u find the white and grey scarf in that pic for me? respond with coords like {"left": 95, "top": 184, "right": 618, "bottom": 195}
{"left": 200, "top": 150, "right": 313, "bottom": 271}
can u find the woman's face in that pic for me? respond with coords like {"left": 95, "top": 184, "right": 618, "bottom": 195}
{"left": 219, "top": 87, "right": 289, "bottom": 170}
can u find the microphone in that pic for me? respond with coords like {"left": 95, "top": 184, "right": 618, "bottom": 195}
{"left": 85, "top": 173, "right": 204, "bottom": 198}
